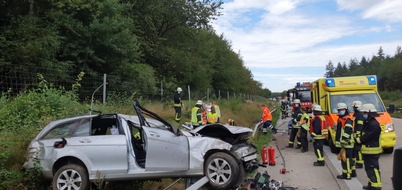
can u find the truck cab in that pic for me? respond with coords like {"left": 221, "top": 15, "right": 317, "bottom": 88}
{"left": 310, "top": 75, "right": 396, "bottom": 154}
{"left": 289, "top": 82, "right": 313, "bottom": 115}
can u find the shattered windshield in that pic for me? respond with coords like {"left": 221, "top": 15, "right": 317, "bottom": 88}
{"left": 329, "top": 93, "right": 385, "bottom": 113}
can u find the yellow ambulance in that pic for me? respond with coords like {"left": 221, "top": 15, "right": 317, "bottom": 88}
{"left": 310, "top": 75, "right": 396, "bottom": 153}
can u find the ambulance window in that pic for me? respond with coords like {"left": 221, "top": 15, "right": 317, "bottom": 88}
{"left": 329, "top": 93, "right": 385, "bottom": 113}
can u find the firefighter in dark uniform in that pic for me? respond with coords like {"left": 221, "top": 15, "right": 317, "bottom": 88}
{"left": 356, "top": 103, "right": 382, "bottom": 190}
{"left": 286, "top": 99, "right": 302, "bottom": 148}
{"left": 335, "top": 102, "right": 355, "bottom": 180}
{"left": 299, "top": 106, "right": 310, "bottom": 153}
{"left": 351, "top": 100, "right": 364, "bottom": 169}
{"left": 311, "top": 104, "right": 326, "bottom": 166}
{"left": 173, "top": 87, "right": 183, "bottom": 122}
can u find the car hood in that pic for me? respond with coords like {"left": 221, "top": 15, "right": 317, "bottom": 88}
{"left": 190, "top": 124, "right": 252, "bottom": 144}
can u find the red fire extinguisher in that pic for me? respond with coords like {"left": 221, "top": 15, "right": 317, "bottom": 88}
{"left": 261, "top": 144, "right": 268, "bottom": 165}
{"left": 268, "top": 145, "right": 276, "bottom": 166}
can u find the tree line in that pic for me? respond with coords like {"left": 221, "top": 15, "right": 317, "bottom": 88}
{"left": 0, "top": 0, "right": 272, "bottom": 99}
{"left": 324, "top": 46, "right": 402, "bottom": 91}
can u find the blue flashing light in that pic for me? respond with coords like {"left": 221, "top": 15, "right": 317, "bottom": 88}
{"left": 325, "top": 78, "right": 335, "bottom": 87}
{"left": 296, "top": 82, "right": 301, "bottom": 87}
{"left": 367, "top": 76, "right": 376, "bottom": 85}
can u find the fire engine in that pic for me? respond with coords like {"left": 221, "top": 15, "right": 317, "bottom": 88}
{"left": 310, "top": 75, "right": 396, "bottom": 154}
{"left": 288, "top": 82, "right": 313, "bottom": 114}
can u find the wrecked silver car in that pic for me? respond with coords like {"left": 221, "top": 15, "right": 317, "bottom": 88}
{"left": 23, "top": 100, "right": 259, "bottom": 190}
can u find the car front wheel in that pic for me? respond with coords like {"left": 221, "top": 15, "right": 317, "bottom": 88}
{"left": 52, "top": 164, "right": 89, "bottom": 190}
{"left": 205, "top": 152, "right": 240, "bottom": 189}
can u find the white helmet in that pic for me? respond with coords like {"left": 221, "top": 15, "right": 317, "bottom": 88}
{"left": 336, "top": 102, "right": 347, "bottom": 110}
{"left": 177, "top": 87, "right": 182, "bottom": 92}
{"left": 351, "top": 101, "right": 362, "bottom": 108}
{"left": 196, "top": 100, "right": 203, "bottom": 105}
{"left": 312, "top": 104, "right": 322, "bottom": 111}
{"left": 293, "top": 99, "right": 301, "bottom": 104}
{"left": 359, "top": 103, "right": 377, "bottom": 112}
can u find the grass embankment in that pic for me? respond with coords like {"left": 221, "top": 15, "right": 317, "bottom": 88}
{"left": 0, "top": 87, "right": 278, "bottom": 190}
{"left": 381, "top": 91, "right": 402, "bottom": 118}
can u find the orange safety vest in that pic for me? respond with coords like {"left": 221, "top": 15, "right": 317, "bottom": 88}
{"left": 261, "top": 106, "right": 272, "bottom": 122}
{"left": 202, "top": 111, "right": 207, "bottom": 125}
{"left": 338, "top": 115, "right": 354, "bottom": 129}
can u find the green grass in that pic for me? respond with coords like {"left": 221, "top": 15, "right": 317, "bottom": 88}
{"left": 0, "top": 87, "right": 278, "bottom": 189}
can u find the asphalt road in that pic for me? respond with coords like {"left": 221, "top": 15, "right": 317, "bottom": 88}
{"left": 257, "top": 116, "right": 400, "bottom": 190}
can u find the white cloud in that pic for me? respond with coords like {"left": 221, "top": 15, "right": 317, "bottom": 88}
{"left": 212, "top": 0, "right": 402, "bottom": 92}
{"left": 337, "top": 0, "right": 402, "bottom": 22}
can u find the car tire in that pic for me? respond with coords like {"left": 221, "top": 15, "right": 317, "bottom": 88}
{"left": 205, "top": 152, "right": 240, "bottom": 190}
{"left": 383, "top": 147, "right": 394, "bottom": 154}
{"left": 52, "top": 164, "right": 89, "bottom": 190}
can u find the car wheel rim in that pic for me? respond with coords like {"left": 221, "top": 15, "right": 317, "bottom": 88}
{"left": 56, "top": 169, "right": 82, "bottom": 190}
{"left": 207, "top": 158, "right": 232, "bottom": 185}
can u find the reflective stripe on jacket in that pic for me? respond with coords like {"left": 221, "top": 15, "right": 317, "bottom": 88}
{"left": 356, "top": 117, "right": 382, "bottom": 154}
{"left": 300, "top": 113, "right": 310, "bottom": 131}
{"left": 336, "top": 115, "right": 354, "bottom": 148}
{"left": 191, "top": 107, "right": 202, "bottom": 126}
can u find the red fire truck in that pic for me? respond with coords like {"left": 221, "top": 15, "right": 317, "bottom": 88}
{"left": 288, "top": 82, "right": 313, "bottom": 114}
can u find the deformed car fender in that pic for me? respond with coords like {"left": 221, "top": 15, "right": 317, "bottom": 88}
{"left": 187, "top": 136, "right": 232, "bottom": 170}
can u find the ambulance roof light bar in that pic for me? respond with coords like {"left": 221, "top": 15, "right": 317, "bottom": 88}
{"left": 367, "top": 76, "right": 376, "bottom": 85}
{"left": 325, "top": 78, "right": 335, "bottom": 87}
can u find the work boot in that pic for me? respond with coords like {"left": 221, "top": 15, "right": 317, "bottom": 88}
{"left": 336, "top": 174, "right": 351, "bottom": 180}
{"left": 285, "top": 144, "right": 293, "bottom": 148}
{"left": 295, "top": 145, "right": 301, "bottom": 149}
{"left": 351, "top": 170, "right": 357, "bottom": 177}
{"left": 362, "top": 184, "right": 371, "bottom": 189}
{"left": 356, "top": 163, "right": 363, "bottom": 169}
{"left": 313, "top": 161, "right": 325, "bottom": 166}
{"left": 301, "top": 149, "right": 308, "bottom": 153}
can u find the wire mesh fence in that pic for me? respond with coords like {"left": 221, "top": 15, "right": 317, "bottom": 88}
{"left": 0, "top": 65, "right": 266, "bottom": 103}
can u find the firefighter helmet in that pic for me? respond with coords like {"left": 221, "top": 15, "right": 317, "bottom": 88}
{"left": 177, "top": 87, "right": 182, "bottom": 92}
{"left": 350, "top": 101, "right": 362, "bottom": 108}
{"left": 312, "top": 104, "right": 322, "bottom": 111}
{"left": 293, "top": 99, "right": 301, "bottom": 104}
{"left": 336, "top": 102, "right": 347, "bottom": 110}
{"left": 359, "top": 103, "right": 377, "bottom": 112}
{"left": 196, "top": 100, "right": 203, "bottom": 105}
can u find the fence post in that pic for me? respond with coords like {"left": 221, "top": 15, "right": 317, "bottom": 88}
{"left": 160, "top": 80, "right": 163, "bottom": 101}
{"left": 103, "top": 74, "right": 107, "bottom": 106}
{"left": 227, "top": 91, "right": 229, "bottom": 100}
{"left": 207, "top": 88, "right": 209, "bottom": 102}
{"left": 188, "top": 85, "right": 191, "bottom": 104}
{"left": 218, "top": 90, "right": 221, "bottom": 100}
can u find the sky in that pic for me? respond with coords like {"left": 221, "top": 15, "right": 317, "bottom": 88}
{"left": 211, "top": 0, "right": 402, "bottom": 92}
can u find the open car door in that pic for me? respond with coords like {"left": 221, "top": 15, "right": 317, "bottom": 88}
{"left": 133, "top": 100, "right": 190, "bottom": 171}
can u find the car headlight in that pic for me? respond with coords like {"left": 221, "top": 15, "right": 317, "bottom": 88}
{"left": 27, "top": 147, "right": 39, "bottom": 159}
{"left": 234, "top": 146, "right": 256, "bottom": 158}
{"left": 385, "top": 123, "right": 394, "bottom": 132}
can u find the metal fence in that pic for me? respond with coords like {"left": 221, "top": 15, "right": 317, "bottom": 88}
{"left": 0, "top": 65, "right": 266, "bottom": 103}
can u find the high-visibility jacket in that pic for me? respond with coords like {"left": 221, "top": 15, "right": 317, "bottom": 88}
{"left": 299, "top": 113, "right": 310, "bottom": 131}
{"left": 261, "top": 106, "right": 272, "bottom": 122}
{"left": 356, "top": 117, "right": 382, "bottom": 154}
{"left": 191, "top": 106, "right": 202, "bottom": 126}
{"left": 335, "top": 115, "right": 354, "bottom": 148}
{"left": 207, "top": 112, "right": 218, "bottom": 124}
{"left": 311, "top": 115, "right": 327, "bottom": 139}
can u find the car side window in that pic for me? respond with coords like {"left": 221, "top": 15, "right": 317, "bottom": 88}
{"left": 42, "top": 120, "right": 79, "bottom": 139}
{"left": 72, "top": 119, "right": 90, "bottom": 137}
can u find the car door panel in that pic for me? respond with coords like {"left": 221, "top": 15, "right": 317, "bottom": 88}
{"left": 142, "top": 127, "right": 189, "bottom": 171}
